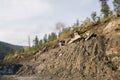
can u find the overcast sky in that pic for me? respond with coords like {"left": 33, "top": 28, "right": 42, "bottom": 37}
{"left": 0, "top": 0, "right": 113, "bottom": 46}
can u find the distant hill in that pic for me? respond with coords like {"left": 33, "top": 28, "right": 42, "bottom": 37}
{"left": 0, "top": 41, "right": 23, "bottom": 59}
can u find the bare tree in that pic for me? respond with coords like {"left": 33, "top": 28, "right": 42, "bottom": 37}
{"left": 28, "top": 36, "right": 31, "bottom": 48}
{"left": 55, "top": 22, "right": 65, "bottom": 32}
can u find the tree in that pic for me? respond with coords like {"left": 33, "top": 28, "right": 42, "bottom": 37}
{"left": 28, "top": 36, "right": 31, "bottom": 48}
{"left": 99, "top": 0, "right": 110, "bottom": 18}
{"left": 91, "top": 11, "right": 97, "bottom": 22}
{"left": 83, "top": 17, "right": 91, "bottom": 24}
{"left": 48, "top": 32, "right": 57, "bottom": 41}
{"left": 33, "top": 35, "right": 39, "bottom": 48}
{"left": 113, "top": 0, "right": 120, "bottom": 16}
{"left": 55, "top": 22, "right": 65, "bottom": 33}
{"left": 43, "top": 34, "right": 48, "bottom": 43}
{"left": 76, "top": 19, "right": 79, "bottom": 26}
{"left": 39, "top": 40, "right": 43, "bottom": 46}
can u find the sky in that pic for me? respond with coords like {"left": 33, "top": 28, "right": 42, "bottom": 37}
{"left": 0, "top": 0, "right": 113, "bottom": 46}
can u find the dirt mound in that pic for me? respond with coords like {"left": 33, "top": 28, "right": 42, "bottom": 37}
{"left": 17, "top": 18, "right": 120, "bottom": 80}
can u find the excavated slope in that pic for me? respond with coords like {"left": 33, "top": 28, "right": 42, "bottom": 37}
{"left": 17, "top": 18, "right": 120, "bottom": 80}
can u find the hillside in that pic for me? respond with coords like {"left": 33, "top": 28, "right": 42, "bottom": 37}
{"left": 0, "top": 41, "right": 23, "bottom": 59}
{"left": 2, "top": 16, "right": 119, "bottom": 80}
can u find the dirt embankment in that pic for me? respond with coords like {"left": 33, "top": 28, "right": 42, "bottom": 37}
{"left": 16, "top": 18, "right": 120, "bottom": 80}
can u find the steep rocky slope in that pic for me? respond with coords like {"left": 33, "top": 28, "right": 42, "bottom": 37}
{"left": 9, "top": 17, "right": 120, "bottom": 80}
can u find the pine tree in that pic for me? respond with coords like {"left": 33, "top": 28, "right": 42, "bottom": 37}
{"left": 76, "top": 19, "right": 79, "bottom": 26}
{"left": 91, "top": 11, "right": 97, "bottom": 22}
{"left": 113, "top": 0, "right": 120, "bottom": 16}
{"left": 39, "top": 40, "right": 43, "bottom": 47}
{"left": 39, "top": 40, "right": 43, "bottom": 46}
{"left": 48, "top": 32, "right": 57, "bottom": 41}
{"left": 99, "top": 0, "right": 110, "bottom": 18}
{"left": 33, "top": 35, "right": 39, "bottom": 48}
{"left": 43, "top": 34, "right": 48, "bottom": 43}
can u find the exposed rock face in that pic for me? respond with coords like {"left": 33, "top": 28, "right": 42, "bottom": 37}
{"left": 67, "top": 32, "right": 82, "bottom": 44}
{"left": 15, "top": 18, "right": 120, "bottom": 80}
